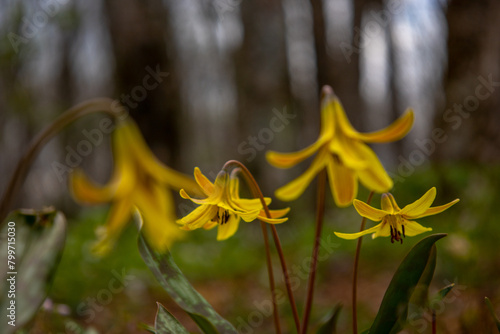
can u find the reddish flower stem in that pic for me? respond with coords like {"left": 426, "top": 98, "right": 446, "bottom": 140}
{"left": 352, "top": 191, "right": 374, "bottom": 334}
{"left": 432, "top": 310, "right": 436, "bottom": 334}
{"left": 0, "top": 98, "right": 124, "bottom": 222}
{"left": 268, "top": 224, "right": 300, "bottom": 332}
{"left": 301, "top": 168, "right": 327, "bottom": 334}
{"left": 260, "top": 221, "right": 281, "bottom": 334}
{"left": 225, "top": 160, "right": 300, "bottom": 333}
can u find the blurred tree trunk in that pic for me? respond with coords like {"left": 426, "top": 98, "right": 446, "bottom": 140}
{"left": 104, "top": 0, "right": 182, "bottom": 167}
{"left": 310, "top": 0, "right": 381, "bottom": 130}
{"left": 234, "top": 0, "right": 292, "bottom": 191}
{"left": 434, "top": 0, "right": 500, "bottom": 161}
{"left": 387, "top": 17, "right": 404, "bottom": 157}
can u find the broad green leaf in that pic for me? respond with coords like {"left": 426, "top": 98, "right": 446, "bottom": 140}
{"left": 409, "top": 245, "right": 436, "bottom": 308}
{"left": 369, "top": 234, "right": 446, "bottom": 334}
{"left": 316, "top": 304, "right": 342, "bottom": 334}
{"left": 155, "top": 303, "right": 190, "bottom": 334}
{"left": 407, "top": 245, "right": 437, "bottom": 320}
{"left": 485, "top": 297, "right": 500, "bottom": 332}
{"left": 0, "top": 208, "right": 67, "bottom": 334}
{"left": 138, "top": 234, "right": 237, "bottom": 334}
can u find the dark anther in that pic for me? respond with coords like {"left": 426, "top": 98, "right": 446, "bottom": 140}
{"left": 402, "top": 225, "right": 405, "bottom": 237}
{"left": 390, "top": 225, "right": 404, "bottom": 244}
{"left": 219, "top": 210, "right": 229, "bottom": 225}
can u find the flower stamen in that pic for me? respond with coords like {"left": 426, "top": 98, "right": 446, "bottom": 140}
{"left": 214, "top": 207, "right": 230, "bottom": 225}
{"left": 221, "top": 210, "right": 229, "bottom": 225}
{"left": 390, "top": 223, "right": 404, "bottom": 244}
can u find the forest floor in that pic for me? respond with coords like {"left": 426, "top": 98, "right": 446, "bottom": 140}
{"left": 25, "top": 164, "right": 500, "bottom": 333}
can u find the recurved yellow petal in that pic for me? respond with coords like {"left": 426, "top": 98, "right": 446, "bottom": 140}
{"left": 178, "top": 205, "right": 218, "bottom": 229}
{"left": 400, "top": 187, "right": 437, "bottom": 218}
{"left": 217, "top": 215, "right": 240, "bottom": 240}
{"left": 259, "top": 207, "right": 290, "bottom": 219}
{"left": 202, "top": 220, "right": 218, "bottom": 230}
{"left": 156, "top": 166, "right": 204, "bottom": 196}
{"left": 232, "top": 198, "right": 269, "bottom": 212}
{"left": 229, "top": 176, "right": 240, "bottom": 199}
{"left": 418, "top": 198, "right": 460, "bottom": 218}
{"left": 257, "top": 215, "right": 288, "bottom": 224}
{"left": 319, "top": 92, "right": 336, "bottom": 138}
{"left": 334, "top": 222, "right": 384, "bottom": 240}
{"left": 120, "top": 119, "right": 202, "bottom": 196}
{"left": 403, "top": 221, "right": 433, "bottom": 236}
{"left": 140, "top": 210, "right": 183, "bottom": 252}
{"left": 92, "top": 198, "right": 133, "bottom": 254}
{"left": 327, "top": 157, "right": 357, "bottom": 207}
{"left": 330, "top": 96, "right": 358, "bottom": 138}
{"left": 356, "top": 146, "right": 393, "bottom": 193}
{"left": 116, "top": 120, "right": 162, "bottom": 178}
{"left": 275, "top": 150, "right": 328, "bottom": 201}
{"left": 354, "top": 109, "right": 414, "bottom": 143}
{"left": 105, "top": 199, "right": 133, "bottom": 234}
{"left": 194, "top": 167, "right": 214, "bottom": 195}
{"left": 372, "top": 223, "right": 391, "bottom": 238}
{"left": 182, "top": 171, "right": 226, "bottom": 205}
{"left": 70, "top": 169, "right": 117, "bottom": 204}
{"left": 330, "top": 136, "right": 369, "bottom": 170}
{"left": 387, "top": 193, "right": 402, "bottom": 211}
{"left": 266, "top": 139, "right": 325, "bottom": 168}
{"left": 238, "top": 209, "right": 261, "bottom": 222}
{"left": 135, "top": 179, "right": 182, "bottom": 251}
{"left": 353, "top": 199, "right": 388, "bottom": 221}
{"left": 381, "top": 193, "right": 396, "bottom": 213}
{"left": 180, "top": 189, "right": 216, "bottom": 205}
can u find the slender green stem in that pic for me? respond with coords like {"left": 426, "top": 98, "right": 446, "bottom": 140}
{"left": 0, "top": 98, "right": 125, "bottom": 222}
{"left": 352, "top": 191, "right": 374, "bottom": 334}
{"left": 260, "top": 221, "right": 281, "bottom": 334}
{"left": 225, "top": 160, "right": 301, "bottom": 333}
{"left": 301, "top": 168, "right": 327, "bottom": 334}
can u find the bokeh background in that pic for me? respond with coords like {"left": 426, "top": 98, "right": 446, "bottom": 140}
{"left": 1, "top": 0, "right": 500, "bottom": 333}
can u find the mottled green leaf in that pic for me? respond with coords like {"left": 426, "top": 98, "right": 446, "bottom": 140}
{"left": 138, "top": 234, "right": 237, "bottom": 334}
{"left": 155, "top": 303, "right": 190, "bottom": 334}
{"left": 316, "top": 304, "right": 342, "bottom": 334}
{"left": 0, "top": 208, "right": 67, "bottom": 334}
{"left": 369, "top": 234, "right": 446, "bottom": 334}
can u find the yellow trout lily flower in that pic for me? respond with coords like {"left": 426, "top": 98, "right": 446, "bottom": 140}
{"left": 266, "top": 86, "right": 414, "bottom": 206}
{"left": 334, "top": 187, "right": 459, "bottom": 243}
{"left": 70, "top": 119, "right": 201, "bottom": 254}
{"left": 177, "top": 167, "right": 289, "bottom": 240}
